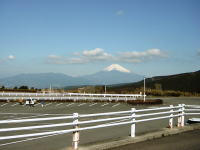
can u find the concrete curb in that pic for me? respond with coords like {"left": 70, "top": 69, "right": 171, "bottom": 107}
{"left": 76, "top": 124, "right": 200, "bottom": 150}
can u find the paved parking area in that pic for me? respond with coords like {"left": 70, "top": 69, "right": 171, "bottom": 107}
{"left": 0, "top": 97, "right": 199, "bottom": 150}
{"left": 109, "top": 129, "right": 200, "bottom": 150}
{"left": 0, "top": 102, "right": 134, "bottom": 150}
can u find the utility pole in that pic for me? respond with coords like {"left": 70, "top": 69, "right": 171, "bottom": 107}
{"left": 50, "top": 84, "right": 52, "bottom": 93}
{"left": 105, "top": 85, "right": 107, "bottom": 94}
{"left": 144, "top": 77, "right": 146, "bottom": 102}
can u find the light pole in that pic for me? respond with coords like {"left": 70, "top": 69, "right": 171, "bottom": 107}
{"left": 50, "top": 84, "right": 52, "bottom": 93}
{"left": 105, "top": 85, "right": 107, "bottom": 94}
{"left": 144, "top": 77, "right": 146, "bottom": 102}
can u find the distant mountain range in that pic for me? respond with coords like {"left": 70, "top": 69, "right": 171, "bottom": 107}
{"left": 0, "top": 64, "right": 143, "bottom": 88}
{"left": 0, "top": 73, "right": 90, "bottom": 89}
{"left": 109, "top": 70, "right": 200, "bottom": 93}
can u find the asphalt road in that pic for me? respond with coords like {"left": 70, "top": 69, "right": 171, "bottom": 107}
{"left": 0, "top": 97, "right": 199, "bottom": 150}
{"left": 109, "top": 129, "right": 200, "bottom": 150}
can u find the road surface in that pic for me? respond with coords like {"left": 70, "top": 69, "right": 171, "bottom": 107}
{"left": 109, "top": 129, "right": 200, "bottom": 150}
{"left": 0, "top": 97, "right": 199, "bottom": 150}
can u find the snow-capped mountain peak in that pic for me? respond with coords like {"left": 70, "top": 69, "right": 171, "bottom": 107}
{"left": 104, "top": 64, "right": 131, "bottom": 73}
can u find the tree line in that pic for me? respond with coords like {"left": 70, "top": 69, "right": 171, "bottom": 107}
{"left": 0, "top": 85, "right": 40, "bottom": 92}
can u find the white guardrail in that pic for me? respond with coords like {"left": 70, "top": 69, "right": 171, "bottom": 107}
{"left": 0, "top": 92, "right": 143, "bottom": 101}
{"left": 0, "top": 92, "right": 142, "bottom": 97}
{"left": 0, "top": 104, "right": 199, "bottom": 149}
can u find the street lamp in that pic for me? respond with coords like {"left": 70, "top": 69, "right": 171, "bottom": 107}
{"left": 144, "top": 77, "right": 146, "bottom": 102}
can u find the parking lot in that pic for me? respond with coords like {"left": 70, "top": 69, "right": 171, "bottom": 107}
{"left": 0, "top": 97, "right": 199, "bottom": 150}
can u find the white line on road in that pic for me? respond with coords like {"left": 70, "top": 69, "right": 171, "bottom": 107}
{"left": 89, "top": 103, "right": 97, "bottom": 107}
{"left": 55, "top": 103, "right": 63, "bottom": 106}
{"left": 0, "top": 103, "right": 8, "bottom": 107}
{"left": 112, "top": 103, "right": 120, "bottom": 107}
{"left": 66, "top": 103, "right": 74, "bottom": 107}
{"left": 101, "top": 103, "right": 109, "bottom": 107}
{"left": 7, "top": 114, "right": 51, "bottom": 120}
{"left": 0, "top": 131, "right": 64, "bottom": 147}
{"left": 34, "top": 103, "right": 41, "bottom": 106}
{"left": 45, "top": 103, "right": 52, "bottom": 106}
{"left": 0, "top": 113, "right": 71, "bottom": 116}
{"left": 11, "top": 103, "right": 18, "bottom": 107}
{"left": 78, "top": 103, "right": 86, "bottom": 106}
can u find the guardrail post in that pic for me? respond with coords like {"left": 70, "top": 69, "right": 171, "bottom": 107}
{"left": 181, "top": 104, "right": 185, "bottom": 127}
{"left": 169, "top": 105, "right": 173, "bottom": 128}
{"left": 131, "top": 108, "right": 136, "bottom": 137}
{"left": 72, "top": 113, "right": 79, "bottom": 149}
{"left": 177, "top": 104, "right": 185, "bottom": 127}
{"left": 177, "top": 104, "right": 182, "bottom": 127}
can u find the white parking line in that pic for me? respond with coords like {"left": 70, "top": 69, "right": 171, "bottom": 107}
{"left": 45, "top": 103, "right": 52, "bottom": 106}
{"left": 34, "top": 103, "right": 41, "bottom": 106}
{"left": 11, "top": 103, "right": 18, "bottom": 107}
{"left": 55, "top": 103, "right": 63, "bottom": 106}
{"left": 8, "top": 115, "right": 16, "bottom": 118}
{"left": 89, "top": 103, "right": 97, "bottom": 107}
{"left": 0, "top": 103, "right": 8, "bottom": 107}
{"left": 9, "top": 114, "right": 50, "bottom": 120}
{"left": 112, "top": 103, "right": 120, "bottom": 107}
{"left": 78, "top": 103, "right": 86, "bottom": 106}
{"left": 101, "top": 103, "right": 109, "bottom": 107}
{"left": 0, "top": 131, "right": 63, "bottom": 147}
{"left": 0, "top": 113, "right": 71, "bottom": 116}
{"left": 66, "top": 103, "right": 74, "bottom": 107}
{"left": 148, "top": 106, "right": 159, "bottom": 109}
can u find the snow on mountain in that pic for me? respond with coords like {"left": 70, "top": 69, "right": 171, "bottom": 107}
{"left": 81, "top": 64, "right": 143, "bottom": 85}
{"left": 104, "top": 64, "right": 130, "bottom": 73}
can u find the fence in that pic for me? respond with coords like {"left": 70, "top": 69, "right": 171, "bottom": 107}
{"left": 0, "top": 104, "right": 199, "bottom": 149}
{"left": 0, "top": 92, "right": 142, "bottom": 97}
{"left": 0, "top": 92, "right": 143, "bottom": 101}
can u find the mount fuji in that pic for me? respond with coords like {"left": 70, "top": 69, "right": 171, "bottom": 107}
{"left": 104, "top": 64, "right": 131, "bottom": 73}
{"left": 0, "top": 64, "right": 143, "bottom": 88}
{"left": 82, "top": 64, "right": 143, "bottom": 85}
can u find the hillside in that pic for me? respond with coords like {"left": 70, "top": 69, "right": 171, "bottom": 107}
{"left": 0, "top": 73, "right": 91, "bottom": 89}
{"left": 109, "top": 70, "right": 200, "bottom": 93}
{"left": 0, "top": 64, "right": 143, "bottom": 88}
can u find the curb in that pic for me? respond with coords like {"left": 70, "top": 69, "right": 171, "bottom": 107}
{"left": 76, "top": 124, "right": 200, "bottom": 150}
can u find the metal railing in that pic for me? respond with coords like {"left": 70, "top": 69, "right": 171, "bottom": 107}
{"left": 0, "top": 92, "right": 143, "bottom": 101}
{"left": 0, "top": 104, "right": 199, "bottom": 149}
{"left": 0, "top": 92, "right": 142, "bottom": 97}
{"left": 0, "top": 96, "right": 139, "bottom": 101}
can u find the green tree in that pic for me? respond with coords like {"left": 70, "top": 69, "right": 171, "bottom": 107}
{"left": 19, "top": 86, "right": 29, "bottom": 90}
{"left": 14, "top": 86, "right": 18, "bottom": 89}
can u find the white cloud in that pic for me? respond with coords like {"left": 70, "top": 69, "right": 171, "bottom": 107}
{"left": 0, "top": 55, "right": 16, "bottom": 64}
{"left": 47, "top": 48, "right": 167, "bottom": 64}
{"left": 116, "top": 10, "right": 124, "bottom": 16}
{"left": 48, "top": 55, "right": 61, "bottom": 59}
{"left": 119, "top": 49, "right": 166, "bottom": 63}
{"left": 82, "top": 48, "right": 104, "bottom": 56}
{"left": 47, "top": 55, "right": 64, "bottom": 64}
{"left": 8, "top": 55, "right": 16, "bottom": 60}
{"left": 120, "top": 49, "right": 165, "bottom": 58}
{"left": 82, "top": 48, "right": 113, "bottom": 61}
{"left": 47, "top": 54, "right": 89, "bottom": 64}
{"left": 67, "top": 58, "right": 89, "bottom": 64}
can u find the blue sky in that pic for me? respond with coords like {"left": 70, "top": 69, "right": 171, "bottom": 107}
{"left": 0, "top": 0, "right": 200, "bottom": 78}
